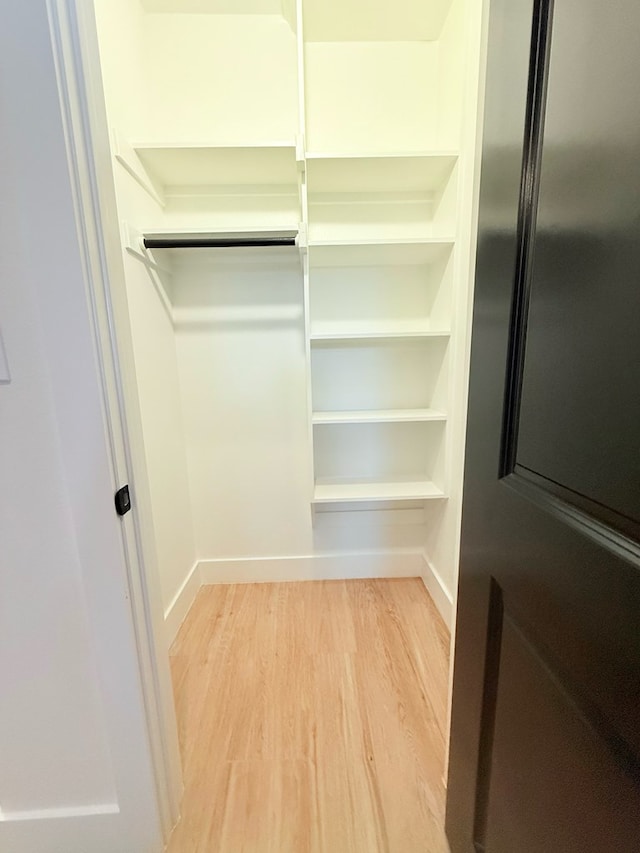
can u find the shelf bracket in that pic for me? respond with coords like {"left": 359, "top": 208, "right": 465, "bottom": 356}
{"left": 123, "top": 223, "right": 172, "bottom": 274}
{"left": 112, "top": 129, "right": 165, "bottom": 208}
{"left": 122, "top": 222, "right": 174, "bottom": 322}
{"left": 297, "top": 222, "right": 308, "bottom": 255}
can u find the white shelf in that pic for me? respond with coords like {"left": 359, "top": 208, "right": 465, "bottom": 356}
{"left": 132, "top": 142, "right": 298, "bottom": 192}
{"left": 306, "top": 152, "right": 457, "bottom": 194}
{"left": 313, "top": 477, "right": 446, "bottom": 504}
{"left": 141, "top": 226, "right": 297, "bottom": 241}
{"left": 141, "top": 1, "right": 284, "bottom": 12}
{"left": 310, "top": 327, "right": 450, "bottom": 343}
{"left": 312, "top": 408, "right": 446, "bottom": 424}
{"left": 308, "top": 239, "right": 454, "bottom": 267}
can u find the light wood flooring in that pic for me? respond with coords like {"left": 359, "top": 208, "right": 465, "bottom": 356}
{"left": 166, "top": 578, "right": 450, "bottom": 853}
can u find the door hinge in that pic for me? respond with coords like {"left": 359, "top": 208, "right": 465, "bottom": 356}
{"left": 114, "top": 484, "right": 131, "bottom": 516}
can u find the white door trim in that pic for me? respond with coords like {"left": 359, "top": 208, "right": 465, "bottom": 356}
{"left": 45, "top": 0, "right": 182, "bottom": 840}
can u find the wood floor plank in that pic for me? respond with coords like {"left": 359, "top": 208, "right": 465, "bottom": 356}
{"left": 309, "top": 651, "right": 386, "bottom": 853}
{"left": 217, "top": 760, "right": 319, "bottom": 853}
{"left": 166, "top": 578, "right": 450, "bottom": 852}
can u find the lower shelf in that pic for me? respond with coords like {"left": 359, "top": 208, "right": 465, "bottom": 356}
{"left": 313, "top": 478, "right": 446, "bottom": 504}
{"left": 312, "top": 408, "right": 446, "bottom": 424}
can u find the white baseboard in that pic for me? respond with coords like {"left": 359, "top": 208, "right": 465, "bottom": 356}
{"left": 420, "top": 552, "right": 454, "bottom": 630}
{"left": 166, "top": 552, "right": 443, "bottom": 643}
{"left": 164, "top": 561, "right": 201, "bottom": 646}
{"left": 198, "top": 551, "right": 424, "bottom": 585}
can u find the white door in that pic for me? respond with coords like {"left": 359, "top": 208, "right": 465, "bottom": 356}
{"left": 0, "top": 3, "right": 170, "bottom": 851}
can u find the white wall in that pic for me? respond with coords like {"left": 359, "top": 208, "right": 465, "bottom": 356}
{"left": 95, "top": 0, "right": 197, "bottom": 620}
{"left": 96, "top": 4, "right": 299, "bottom": 145}
{"left": 142, "top": 14, "right": 298, "bottom": 143}
{"left": 0, "top": 2, "right": 162, "bottom": 847}
{"left": 304, "top": 41, "right": 439, "bottom": 153}
{"left": 436, "top": 0, "right": 466, "bottom": 148}
{"left": 421, "top": 0, "right": 489, "bottom": 627}
{"left": 173, "top": 250, "right": 311, "bottom": 558}
{"left": 122, "top": 244, "right": 197, "bottom": 613}
{"left": 92, "top": 0, "right": 150, "bottom": 140}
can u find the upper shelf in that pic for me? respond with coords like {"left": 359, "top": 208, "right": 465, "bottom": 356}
{"left": 141, "top": 1, "right": 284, "bottom": 14}
{"left": 306, "top": 152, "right": 457, "bottom": 195}
{"left": 308, "top": 239, "right": 454, "bottom": 267}
{"left": 303, "top": 0, "right": 454, "bottom": 43}
{"left": 132, "top": 142, "right": 299, "bottom": 195}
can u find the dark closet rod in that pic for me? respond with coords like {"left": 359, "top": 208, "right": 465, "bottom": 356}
{"left": 143, "top": 231, "right": 298, "bottom": 250}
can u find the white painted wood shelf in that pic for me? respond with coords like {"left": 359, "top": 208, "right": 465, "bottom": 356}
{"left": 306, "top": 152, "right": 458, "bottom": 194}
{"left": 312, "top": 408, "right": 447, "bottom": 424}
{"left": 132, "top": 141, "right": 299, "bottom": 193}
{"left": 310, "top": 327, "right": 450, "bottom": 343}
{"left": 141, "top": 0, "right": 291, "bottom": 11}
{"left": 313, "top": 478, "right": 446, "bottom": 504}
{"left": 308, "top": 239, "right": 454, "bottom": 267}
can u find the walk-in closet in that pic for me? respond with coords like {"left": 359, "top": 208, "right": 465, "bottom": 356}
{"left": 91, "top": 0, "right": 486, "bottom": 847}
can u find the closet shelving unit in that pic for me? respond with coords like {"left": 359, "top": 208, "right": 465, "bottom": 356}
{"left": 113, "top": 0, "right": 464, "bottom": 510}
{"left": 302, "top": 0, "right": 459, "bottom": 505}
{"left": 295, "top": 0, "right": 464, "bottom": 506}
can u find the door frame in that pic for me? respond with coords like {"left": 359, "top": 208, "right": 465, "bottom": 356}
{"left": 45, "top": 0, "right": 182, "bottom": 840}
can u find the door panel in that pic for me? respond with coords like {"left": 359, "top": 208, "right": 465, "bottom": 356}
{"left": 484, "top": 605, "right": 640, "bottom": 853}
{"left": 446, "top": 0, "right": 640, "bottom": 849}
{"left": 516, "top": 0, "right": 640, "bottom": 524}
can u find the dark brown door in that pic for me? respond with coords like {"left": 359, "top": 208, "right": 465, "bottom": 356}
{"left": 446, "top": 1, "right": 640, "bottom": 850}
